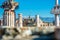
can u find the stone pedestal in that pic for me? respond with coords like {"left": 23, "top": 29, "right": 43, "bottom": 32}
{"left": 55, "top": 27, "right": 60, "bottom": 40}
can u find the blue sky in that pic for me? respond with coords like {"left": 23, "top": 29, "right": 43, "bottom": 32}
{"left": 0, "top": 0, "right": 60, "bottom": 18}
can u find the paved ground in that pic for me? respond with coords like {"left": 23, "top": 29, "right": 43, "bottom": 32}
{"left": 1, "top": 35, "right": 39, "bottom": 40}
{"left": 0, "top": 35, "right": 55, "bottom": 40}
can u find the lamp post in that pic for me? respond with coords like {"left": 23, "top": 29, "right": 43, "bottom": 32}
{"left": 51, "top": 0, "right": 60, "bottom": 27}
{"left": 51, "top": 0, "right": 60, "bottom": 40}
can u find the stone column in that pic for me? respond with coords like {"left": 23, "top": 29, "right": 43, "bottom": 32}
{"left": 36, "top": 15, "right": 40, "bottom": 27}
{"left": 18, "top": 14, "right": 23, "bottom": 27}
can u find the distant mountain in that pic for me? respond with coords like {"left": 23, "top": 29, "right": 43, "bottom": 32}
{"left": 40, "top": 17, "right": 55, "bottom": 23}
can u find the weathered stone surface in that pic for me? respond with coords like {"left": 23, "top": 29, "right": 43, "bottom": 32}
{"left": 2, "top": 35, "right": 13, "bottom": 40}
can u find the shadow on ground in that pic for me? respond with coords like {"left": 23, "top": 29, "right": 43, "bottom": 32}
{"left": 33, "top": 32, "right": 55, "bottom": 40}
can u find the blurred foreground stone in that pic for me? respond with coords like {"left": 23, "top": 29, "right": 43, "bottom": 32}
{"left": 55, "top": 27, "right": 60, "bottom": 40}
